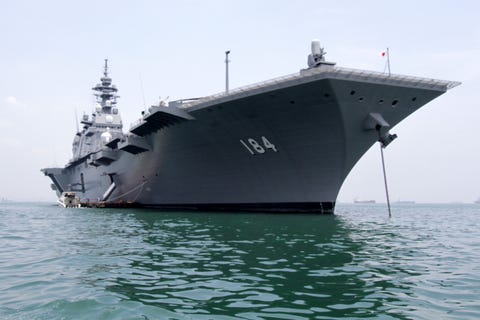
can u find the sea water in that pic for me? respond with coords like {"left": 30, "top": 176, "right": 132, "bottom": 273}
{"left": 0, "top": 202, "right": 479, "bottom": 319}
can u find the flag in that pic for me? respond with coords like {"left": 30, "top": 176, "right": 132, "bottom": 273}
{"left": 380, "top": 51, "right": 386, "bottom": 57}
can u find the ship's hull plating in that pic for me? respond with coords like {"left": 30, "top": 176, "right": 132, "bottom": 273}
{"left": 43, "top": 76, "right": 448, "bottom": 213}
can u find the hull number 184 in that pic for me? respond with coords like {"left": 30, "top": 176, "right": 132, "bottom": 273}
{"left": 240, "top": 136, "right": 278, "bottom": 155}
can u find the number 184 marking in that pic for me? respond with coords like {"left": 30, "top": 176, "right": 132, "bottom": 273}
{"left": 240, "top": 136, "right": 278, "bottom": 155}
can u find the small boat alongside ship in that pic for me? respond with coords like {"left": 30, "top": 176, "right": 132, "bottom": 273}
{"left": 58, "top": 192, "right": 81, "bottom": 208}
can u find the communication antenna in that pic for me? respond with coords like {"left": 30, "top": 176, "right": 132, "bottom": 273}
{"left": 104, "top": 59, "right": 109, "bottom": 77}
{"left": 225, "top": 50, "right": 230, "bottom": 94}
{"left": 74, "top": 108, "right": 80, "bottom": 133}
{"left": 51, "top": 145, "right": 58, "bottom": 167}
{"left": 139, "top": 72, "right": 147, "bottom": 110}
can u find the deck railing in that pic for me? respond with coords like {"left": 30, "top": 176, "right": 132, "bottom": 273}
{"left": 130, "top": 65, "right": 460, "bottom": 129}
{"left": 178, "top": 66, "right": 460, "bottom": 110}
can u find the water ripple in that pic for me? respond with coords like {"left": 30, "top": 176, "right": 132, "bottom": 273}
{"left": 0, "top": 203, "right": 479, "bottom": 319}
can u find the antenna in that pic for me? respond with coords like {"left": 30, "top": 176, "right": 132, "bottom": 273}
{"left": 139, "top": 72, "right": 147, "bottom": 110}
{"left": 74, "top": 108, "right": 80, "bottom": 133}
{"left": 225, "top": 50, "right": 230, "bottom": 93}
{"left": 52, "top": 145, "right": 58, "bottom": 167}
{"left": 104, "top": 59, "right": 109, "bottom": 77}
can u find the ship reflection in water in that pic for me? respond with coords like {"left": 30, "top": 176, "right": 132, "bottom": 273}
{"left": 84, "top": 210, "right": 413, "bottom": 318}
{"left": 1, "top": 203, "right": 479, "bottom": 319}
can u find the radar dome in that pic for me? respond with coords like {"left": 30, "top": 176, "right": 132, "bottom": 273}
{"left": 311, "top": 39, "right": 321, "bottom": 56}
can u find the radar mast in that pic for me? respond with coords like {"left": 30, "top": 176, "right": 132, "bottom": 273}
{"left": 92, "top": 59, "right": 119, "bottom": 114}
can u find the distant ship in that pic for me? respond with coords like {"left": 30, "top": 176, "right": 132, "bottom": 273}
{"left": 354, "top": 199, "right": 376, "bottom": 204}
{"left": 41, "top": 40, "right": 459, "bottom": 213}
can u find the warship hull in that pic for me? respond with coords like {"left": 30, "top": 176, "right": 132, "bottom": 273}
{"left": 42, "top": 62, "right": 457, "bottom": 213}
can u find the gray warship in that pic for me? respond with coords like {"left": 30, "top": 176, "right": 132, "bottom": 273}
{"left": 41, "top": 41, "right": 459, "bottom": 213}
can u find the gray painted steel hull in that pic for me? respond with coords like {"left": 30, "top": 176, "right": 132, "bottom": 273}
{"left": 42, "top": 68, "right": 456, "bottom": 213}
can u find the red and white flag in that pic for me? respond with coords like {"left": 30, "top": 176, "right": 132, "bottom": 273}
{"left": 380, "top": 51, "right": 386, "bottom": 57}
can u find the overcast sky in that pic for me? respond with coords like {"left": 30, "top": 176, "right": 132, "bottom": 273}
{"left": 0, "top": 0, "right": 478, "bottom": 203}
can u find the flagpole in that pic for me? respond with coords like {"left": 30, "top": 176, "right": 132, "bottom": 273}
{"left": 386, "top": 47, "right": 391, "bottom": 76}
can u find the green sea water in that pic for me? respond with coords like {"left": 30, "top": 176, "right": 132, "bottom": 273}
{"left": 0, "top": 202, "right": 479, "bottom": 319}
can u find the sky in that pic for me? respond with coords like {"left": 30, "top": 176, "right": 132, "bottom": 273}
{"left": 0, "top": 0, "right": 479, "bottom": 203}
